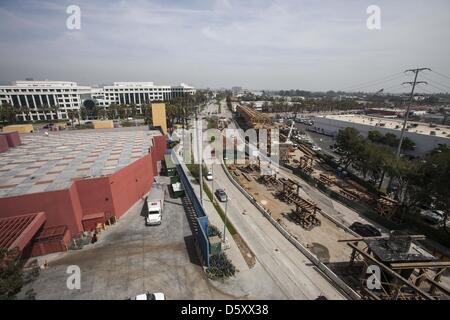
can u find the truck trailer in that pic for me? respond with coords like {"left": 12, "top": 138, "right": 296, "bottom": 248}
{"left": 146, "top": 183, "right": 165, "bottom": 226}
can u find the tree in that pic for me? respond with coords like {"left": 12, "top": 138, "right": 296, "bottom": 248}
{"left": 368, "top": 130, "right": 383, "bottom": 143}
{"left": 67, "top": 110, "right": 77, "bottom": 127}
{"left": 41, "top": 105, "right": 50, "bottom": 121}
{"left": 417, "top": 145, "right": 450, "bottom": 231}
{"left": 50, "top": 105, "right": 60, "bottom": 120}
{"left": 401, "top": 137, "right": 416, "bottom": 151}
{"left": 79, "top": 106, "right": 88, "bottom": 120}
{"left": 142, "top": 104, "right": 152, "bottom": 125}
{"left": 0, "top": 103, "right": 17, "bottom": 123}
{"left": 19, "top": 105, "right": 30, "bottom": 122}
{"left": 96, "top": 107, "right": 108, "bottom": 119}
{"left": 0, "top": 248, "right": 23, "bottom": 300}
{"left": 384, "top": 133, "right": 398, "bottom": 148}
{"left": 107, "top": 103, "right": 119, "bottom": 119}
{"left": 336, "top": 127, "right": 365, "bottom": 169}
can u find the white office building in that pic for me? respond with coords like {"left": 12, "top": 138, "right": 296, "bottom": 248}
{"left": 99, "top": 82, "right": 195, "bottom": 106}
{"left": 0, "top": 80, "right": 196, "bottom": 121}
{"left": 0, "top": 81, "right": 91, "bottom": 121}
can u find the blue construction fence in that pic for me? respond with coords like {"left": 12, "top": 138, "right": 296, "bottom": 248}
{"left": 172, "top": 152, "right": 210, "bottom": 267}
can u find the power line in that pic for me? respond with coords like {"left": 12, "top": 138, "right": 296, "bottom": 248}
{"left": 431, "top": 70, "right": 450, "bottom": 81}
{"left": 427, "top": 82, "right": 449, "bottom": 93}
{"left": 415, "top": 84, "right": 434, "bottom": 94}
{"left": 338, "top": 72, "right": 405, "bottom": 92}
{"left": 420, "top": 74, "right": 450, "bottom": 91}
{"left": 347, "top": 73, "right": 407, "bottom": 92}
{"left": 381, "top": 83, "right": 407, "bottom": 93}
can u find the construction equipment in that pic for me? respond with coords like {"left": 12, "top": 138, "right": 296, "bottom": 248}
{"left": 277, "top": 178, "right": 321, "bottom": 230}
{"left": 377, "top": 196, "right": 400, "bottom": 221}
{"left": 341, "top": 233, "right": 450, "bottom": 300}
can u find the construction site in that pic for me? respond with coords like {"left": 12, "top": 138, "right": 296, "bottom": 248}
{"left": 230, "top": 104, "right": 450, "bottom": 300}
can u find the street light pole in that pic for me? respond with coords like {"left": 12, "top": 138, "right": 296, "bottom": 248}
{"left": 223, "top": 194, "right": 228, "bottom": 244}
{"left": 195, "top": 109, "right": 203, "bottom": 206}
{"left": 211, "top": 162, "right": 214, "bottom": 194}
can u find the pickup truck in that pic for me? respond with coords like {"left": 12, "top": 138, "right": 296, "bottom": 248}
{"left": 146, "top": 183, "right": 165, "bottom": 226}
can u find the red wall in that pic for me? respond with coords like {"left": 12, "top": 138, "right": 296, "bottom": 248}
{"left": 0, "top": 135, "right": 168, "bottom": 255}
{"left": 0, "top": 184, "right": 83, "bottom": 237}
{"left": 0, "top": 135, "right": 9, "bottom": 153}
{"left": 5, "top": 132, "right": 21, "bottom": 147}
{"left": 74, "top": 176, "right": 114, "bottom": 219}
{"left": 110, "top": 153, "right": 155, "bottom": 218}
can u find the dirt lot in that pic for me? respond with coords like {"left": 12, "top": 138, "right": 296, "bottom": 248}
{"left": 231, "top": 166, "right": 353, "bottom": 263}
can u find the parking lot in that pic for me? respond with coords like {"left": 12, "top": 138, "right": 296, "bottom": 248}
{"left": 20, "top": 184, "right": 237, "bottom": 300}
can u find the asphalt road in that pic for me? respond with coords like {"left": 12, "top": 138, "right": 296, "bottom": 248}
{"left": 191, "top": 102, "right": 346, "bottom": 299}
{"left": 207, "top": 161, "right": 345, "bottom": 299}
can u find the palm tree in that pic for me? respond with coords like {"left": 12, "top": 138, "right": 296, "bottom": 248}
{"left": 67, "top": 110, "right": 77, "bottom": 127}
{"left": 79, "top": 106, "right": 88, "bottom": 120}
{"left": 0, "top": 103, "right": 17, "bottom": 124}
{"left": 41, "top": 104, "right": 50, "bottom": 121}
{"left": 19, "top": 105, "right": 30, "bottom": 122}
{"left": 51, "top": 105, "right": 60, "bottom": 120}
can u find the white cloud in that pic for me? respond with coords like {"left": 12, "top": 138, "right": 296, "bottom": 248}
{"left": 201, "top": 26, "right": 220, "bottom": 41}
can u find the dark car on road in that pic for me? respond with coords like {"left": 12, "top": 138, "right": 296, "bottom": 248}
{"left": 214, "top": 189, "right": 228, "bottom": 202}
{"left": 350, "top": 222, "right": 381, "bottom": 237}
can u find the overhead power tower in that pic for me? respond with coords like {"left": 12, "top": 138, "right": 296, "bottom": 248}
{"left": 395, "top": 68, "right": 431, "bottom": 158}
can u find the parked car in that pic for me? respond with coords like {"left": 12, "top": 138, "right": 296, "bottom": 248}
{"left": 129, "top": 292, "right": 165, "bottom": 300}
{"left": 419, "top": 210, "right": 445, "bottom": 225}
{"left": 214, "top": 189, "right": 228, "bottom": 202}
{"left": 206, "top": 171, "right": 213, "bottom": 181}
{"left": 350, "top": 222, "right": 381, "bottom": 237}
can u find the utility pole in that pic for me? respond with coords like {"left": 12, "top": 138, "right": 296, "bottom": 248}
{"left": 395, "top": 68, "right": 430, "bottom": 158}
{"left": 223, "top": 192, "right": 228, "bottom": 245}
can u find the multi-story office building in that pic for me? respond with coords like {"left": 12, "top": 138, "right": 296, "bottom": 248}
{"left": 0, "top": 81, "right": 91, "bottom": 121}
{"left": 0, "top": 80, "right": 196, "bottom": 121}
{"left": 99, "top": 82, "right": 195, "bottom": 106}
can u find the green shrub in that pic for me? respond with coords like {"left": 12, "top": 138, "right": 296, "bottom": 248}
{"left": 207, "top": 252, "right": 236, "bottom": 279}
{"left": 121, "top": 120, "right": 133, "bottom": 127}
{"left": 208, "top": 225, "right": 222, "bottom": 238}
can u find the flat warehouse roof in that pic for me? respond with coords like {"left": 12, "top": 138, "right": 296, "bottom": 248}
{"left": 0, "top": 128, "right": 162, "bottom": 197}
{"left": 318, "top": 114, "right": 450, "bottom": 139}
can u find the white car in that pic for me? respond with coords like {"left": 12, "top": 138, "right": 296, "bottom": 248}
{"left": 131, "top": 292, "right": 165, "bottom": 300}
{"left": 206, "top": 171, "right": 213, "bottom": 181}
{"left": 312, "top": 145, "right": 322, "bottom": 151}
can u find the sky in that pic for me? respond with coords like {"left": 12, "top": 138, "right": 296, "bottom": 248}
{"left": 1, "top": 0, "right": 450, "bottom": 92}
